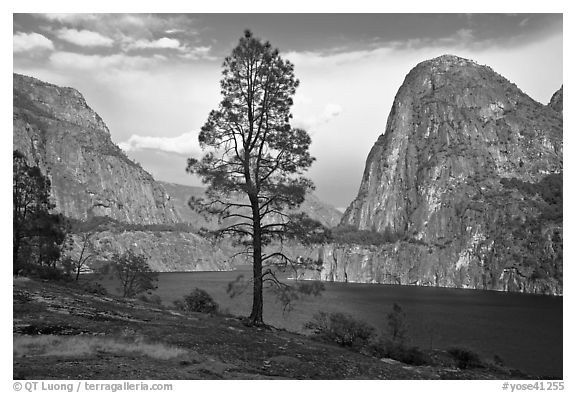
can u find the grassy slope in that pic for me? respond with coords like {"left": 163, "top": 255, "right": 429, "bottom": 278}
{"left": 13, "top": 278, "right": 527, "bottom": 380}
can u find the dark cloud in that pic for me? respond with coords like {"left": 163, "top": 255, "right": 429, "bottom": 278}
{"left": 190, "top": 14, "right": 562, "bottom": 54}
{"left": 15, "top": 14, "right": 562, "bottom": 58}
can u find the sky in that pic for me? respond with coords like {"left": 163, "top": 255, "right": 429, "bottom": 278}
{"left": 12, "top": 13, "right": 563, "bottom": 209}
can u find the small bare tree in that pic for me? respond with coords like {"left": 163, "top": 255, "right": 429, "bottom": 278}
{"left": 68, "top": 232, "right": 96, "bottom": 281}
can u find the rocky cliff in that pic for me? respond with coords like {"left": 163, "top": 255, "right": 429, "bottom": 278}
{"left": 332, "top": 55, "right": 562, "bottom": 295}
{"left": 68, "top": 230, "right": 235, "bottom": 272}
{"left": 13, "top": 73, "right": 237, "bottom": 272}
{"left": 548, "top": 85, "right": 563, "bottom": 114}
{"left": 13, "top": 73, "right": 179, "bottom": 225}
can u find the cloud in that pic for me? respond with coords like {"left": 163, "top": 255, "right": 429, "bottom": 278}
{"left": 322, "top": 104, "right": 343, "bottom": 119}
{"left": 455, "top": 28, "right": 475, "bottom": 42}
{"left": 118, "top": 131, "right": 200, "bottom": 155}
{"left": 13, "top": 32, "right": 54, "bottom": 52}
{"left": 126, "top": 37, "right": 183, "bottom": 50}
{"left": 293, "top": 103, "right": 343, "bottom": 130}
{"left": 56, "top": 28, "right": 114, "bottom": 47}
{"left": 49, "top": 52, "right": 157, "bottom": 70}
{"left": 285, "top": 48, "right": 393, "bottom": 68}
{"left": 519, "top": 17, "right": 531, "bottom": 27}
{"left": 39, "top": 13, "right": 99, "bottom": 23}
{"left": 284, "top": 27, "right": 508, "bottom": 70}
{"left": 123, "top": 37, "right": 214, "bottom": 60}
{"left": 179, "top": 46, "right": 215, "bottom": 60}
{"left": 31, "top": 14, "right": 211, "bottom": 61}
{"left": 36, "top": 13, "right": 198, "bottom": 43}
{"left": 285, "top": 30, "right": 481, "bottom": 69}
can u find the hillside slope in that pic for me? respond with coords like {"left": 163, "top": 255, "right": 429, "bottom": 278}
{"left": 14, "top": 278, "right": 531, "bottom": 379}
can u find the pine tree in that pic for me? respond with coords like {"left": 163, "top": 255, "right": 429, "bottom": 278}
{"left": 187, "top": 30, "right": 315, "bottom": 325}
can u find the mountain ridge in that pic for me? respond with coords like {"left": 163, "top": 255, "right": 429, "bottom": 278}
{"left": 13, "top": 72, "right": 180, "bottom": 225}
{"left": 329, "top": 55, "right": 563, "bottom": 294}
{"left": 13, "top": 73, "right": 233, "bottom": 272}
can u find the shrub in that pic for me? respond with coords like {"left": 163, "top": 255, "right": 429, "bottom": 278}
{"left": 369, "top": 338, "right": 429, "bottom": 366}
{"left": 386, "top": 303, "right": 408, "bottom": 343}
{"left": 493, "top": 354, "right": 505, "bottom": 367}
{"left": 304, "top": 312, "right": 375, "bottom": 348}
{"left": 174, "top": 288, "right": 219, "bottom": 314}
{"left": 31, "top": 264, "right": 66, "bottom": 281}
{"left": 137, "top": 294, "right": 162, "bottom": 305}
{"left": 173, "top": 299, "right": 186, "bottom": 311}
{"left": 448, "top": 347, "right": 483, "bottom": 369}
{"left": 82, "top": 281, "right": 108, "bottom": 295}
{"left": 148, "top": 294, "right": 162, "bottom": 305}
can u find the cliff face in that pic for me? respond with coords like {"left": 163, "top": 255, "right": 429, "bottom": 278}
{"left": 335, "top": 55, "right": 562, "bottom": 294}
{"left": 13, "top": 73, "right": 179, "bottom": 225}
{"left": 13, "top": 73, "right": 237, "bottom": 272}
{"left": 548, "top": 85, "right": 563, "bottom": 114}
{"left": 69, "top": 230, "right": 234, "bottom": 272}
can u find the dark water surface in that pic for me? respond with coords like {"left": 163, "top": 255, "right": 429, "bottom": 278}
{"left": 122, "top": 266, "right": 563, "bottom": 377}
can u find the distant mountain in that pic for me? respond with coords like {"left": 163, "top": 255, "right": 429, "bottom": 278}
{"left": 159, "top": 181, "right": 343, "bottom": 229}
{"left": 13, "top": 73, "right": 231, "bottom": 272}
{"left": 158, "top": 182, "right": 211, "bottom": 228}
{"left": 319, "top": 55, "right": 562, "bottom": 294}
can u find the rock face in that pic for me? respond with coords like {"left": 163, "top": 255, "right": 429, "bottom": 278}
{"left": 13, "top": 73, "right": 180, "bottom": 225}
{"left": 157, "top": 182, "right": 208, "bottom": 227}
{"left": 334, "top": 55, "right": 562, "bottom": 294}
{"left": 69, "top": 230, "right": 234, "bottom": 272}
{"left": 548, "top": 85, "right": 563, "bottom": 114}
{"left": 13, "top": 73, "right": 234, "bottom": 272}
{"left": 296, "top": 193, "right": 343, "bottom": 228}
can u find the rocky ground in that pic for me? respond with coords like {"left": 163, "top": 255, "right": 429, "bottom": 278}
{"left": 13, "top": 278, "right": 530, "bottom": 380}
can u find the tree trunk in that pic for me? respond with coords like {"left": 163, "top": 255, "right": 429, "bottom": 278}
{"left": 249, "top": 251, "right": 264, "bottom": 325}
{"left": 13, "top": 238, "right": 21, "bottom": 276}
{"left": 249, "top": 194, "right": 264, "bottom": 325}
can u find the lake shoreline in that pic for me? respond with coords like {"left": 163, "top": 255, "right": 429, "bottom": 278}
{"left": 146, "top": 268, "right": 563, "bottom": 298}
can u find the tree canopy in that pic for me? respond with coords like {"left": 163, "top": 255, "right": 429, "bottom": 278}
{"left": 13, "top": 150, "right": 67, "bottom": 276}
{"left": 109, "top": 250, "right": 158, "bottom": 298}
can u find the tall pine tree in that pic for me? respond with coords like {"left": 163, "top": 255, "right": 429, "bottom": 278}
{"left": 187, "top": 31, "right": 315, "bottom": 325}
